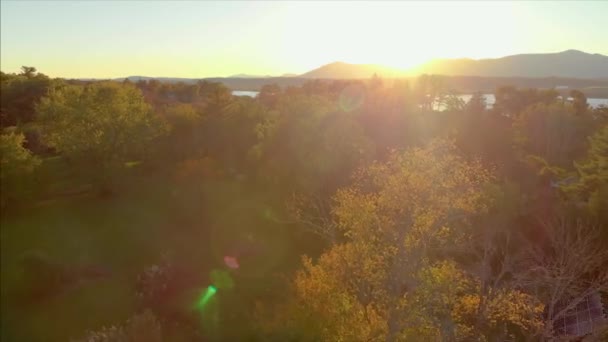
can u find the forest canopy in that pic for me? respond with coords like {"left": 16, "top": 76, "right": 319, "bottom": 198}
{"left": 1, "top": 66, "right": 607, "bottom": 341}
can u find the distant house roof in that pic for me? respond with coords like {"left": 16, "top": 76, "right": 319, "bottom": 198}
{"left": 552, "top": 292, "right": 606, "bottom": 338}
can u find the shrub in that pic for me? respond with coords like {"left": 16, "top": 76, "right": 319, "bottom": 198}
{"left": 72, "top": 310, "right": 162, "bottom": 342}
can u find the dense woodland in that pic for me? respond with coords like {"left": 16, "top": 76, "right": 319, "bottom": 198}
{"left": 1, "top": 67, "right": 607, "bottom": 341}
{"left": 111, "top": 75, "right": 608, "bottom": 99}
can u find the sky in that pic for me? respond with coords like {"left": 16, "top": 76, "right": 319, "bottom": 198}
{"left": 1, "top": 1, "right": 607, "bottom": 79}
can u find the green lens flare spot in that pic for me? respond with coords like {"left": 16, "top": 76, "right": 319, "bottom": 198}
{"left": 195, "top": 285, "right": 217, "bottom": 310}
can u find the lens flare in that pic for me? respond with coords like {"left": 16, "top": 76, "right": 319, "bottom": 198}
{"left": 195, "top": 285, "right": 217, "bottom": 310}
{"left": 339, "top": 84, "right": 365, "bottom": 112}
{"left": 223, "top": 256, "right": 239, "bottom": 269}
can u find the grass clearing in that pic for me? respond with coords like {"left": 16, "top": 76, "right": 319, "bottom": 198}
{"left": 1, "top": 160, "right": 305, "bottom": 341}
{"left": 0, "top": 170, "right": 174, "bottom": 341}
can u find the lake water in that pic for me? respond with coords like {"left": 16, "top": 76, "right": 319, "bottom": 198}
{"left": 587, "top": 98, "right": 608, "bottom": 108}
{"left": 232, "top": 90, "right": 260, "bottom": 97}
{"left": 231, "top": 90, "right": 608, "bottom": 109}
{"left": 455, "top": 94, "right": 608, "bottom": 109}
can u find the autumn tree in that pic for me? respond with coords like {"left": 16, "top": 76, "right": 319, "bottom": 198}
{"left": 263, "top": 141, "right": 545, "bottom": 341}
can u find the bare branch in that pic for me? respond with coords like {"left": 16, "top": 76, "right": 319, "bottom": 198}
{"left": 515, "top": 219, "right": 608, "bottom": 339}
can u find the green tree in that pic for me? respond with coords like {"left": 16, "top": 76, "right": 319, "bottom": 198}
{"left": 161, "top": 103, "right": 203, "bottom": 161}
{"left": 37, "top": 82, "right": 166, "bottom": 193}
{"left": 255, "top": 95, "right": 374, "bottom": 196}
{"left": 562, "top": 124, "right": 608, "bottom": 226}
{"left": 0, "top": 130, "right": 41, "bottom": 207}
{"left": 514, "top": 102, "right": 593, "bottom": 167}
{"left": 1, "top": 67, "right": 53, "bottom": 128}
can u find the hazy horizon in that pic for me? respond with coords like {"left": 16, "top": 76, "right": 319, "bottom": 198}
{"left": 11, "top": 49, "right": 608, "bottom": 81}
{"left": 2, "top": 1, "right": 608, "bottom": 79}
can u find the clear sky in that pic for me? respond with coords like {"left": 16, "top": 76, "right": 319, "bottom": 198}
{"left": 1, "top": 1, "right": 607, "bottom": 78}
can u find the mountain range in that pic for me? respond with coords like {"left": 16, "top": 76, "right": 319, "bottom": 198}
{"left": 298, "top": 62, "right": 403, "bottom": 79}
{"left": 412, "top": 50, "right": 608, "bottom": 79}
{"left": 113, "top": 50, "right": 607, "bottom": 83}
{"left": 297, "top": 50, "right": 608, "bottom": 79}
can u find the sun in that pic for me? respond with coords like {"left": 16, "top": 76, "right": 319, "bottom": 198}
{"left": 277, "top": 1, "right": 520, "bottom": 73}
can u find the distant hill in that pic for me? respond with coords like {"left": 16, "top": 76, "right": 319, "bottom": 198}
{"left": 295, "top": 50, "right": 608, "bottom": 80}
{"left": 77, "top": 50, "right": 608, "bottom": 84}
{"left": 122, "top": 76, "right": 201, "bottom": 83}
{"left": 298, "top": 61, "right": 405, "bottom": 79}
{"left": 72, "top": 50, "right": 608, "bottom": 96}
{"left": 411, "top": 50, "right": 608, "bottom": 79}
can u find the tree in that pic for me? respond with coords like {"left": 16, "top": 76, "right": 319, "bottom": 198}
{"left": 258, "top": 83, "right": 281, "bottom": 108}
{"left": 562, "top": 124, "right": 608, "bottom": 227}
{"left": 0, "top": 130, "right": 41, "bottom": 207}
{"left": 20, "top": 66, "right": 37, "bottom": 78}
{"left": 515, "top": 220, "right": 608, "bottom": 340}
{"left": 493, "top": 86, "right": 559, "bottom": 117}
{"left": 201, "top": 81, "right": 232, "bottom": 114}
{"left": 255, "top": 94, "right": 374, "bottom": 196}
{"left": 442, "top": 93, "right": 466, "bottom": 112}
{"left": 453, "top": 93, "right": 517, "bottom": 172}
{"left": 161, "top": 103, "right": 203, "bottom": 161}
{"left": 569, "top": 89, "right": 588, "bottom": 116}
{"left": 37, "top": 82, "right": 167, "bottom": 192}
{"left": 414, "top": 74, "right": 446, "bottom": 111}
{"left": 199, "top": 95, "right": 268, "bottom": 173}
{"left": 514, "top": 102, "right": 594, "bottom": 167}
{"left": 465, "top": 92, "right": 487, "bottom": 114}
{"left": 1, "top": 68, "right": 53, "bottom": 128}
{"left": 266, "top": 141, "right": 544, "bottom": 341}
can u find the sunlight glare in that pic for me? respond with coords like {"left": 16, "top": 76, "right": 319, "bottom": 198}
{"left": 279, "top": 1, "right": 519, "bottom": 72}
